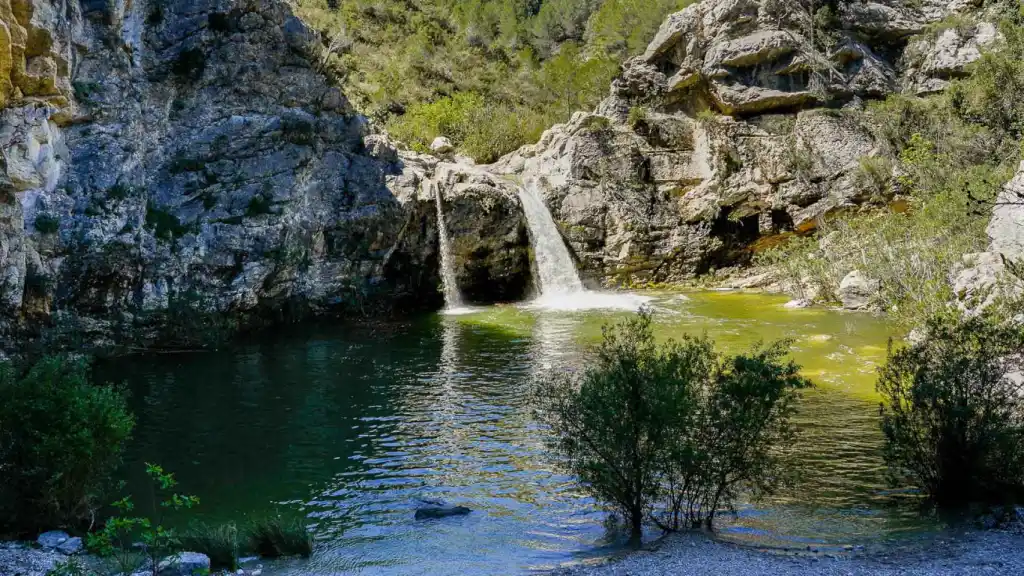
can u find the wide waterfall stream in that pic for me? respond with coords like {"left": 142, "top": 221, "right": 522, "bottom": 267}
{"left": 100, "top": 292, "right": 939, "bottom": 575}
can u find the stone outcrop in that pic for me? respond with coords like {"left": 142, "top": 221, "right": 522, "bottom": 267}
{"left": 954, "top": 161, "right": 1024, "bottom": 310}
{"left": 0, "top": 0, "right": 1010, "bottom": 351}
{"left": 0, "top": 0, "right": 525, "bottom": 353}
{"left": 403, "top": 156, "right": 532, "bottom": 303}
{"left": 491, "top": 0, "right": 1001, "bottom": 287}
{"left": 839, "top": 270, "right": 880, "bottom": 310}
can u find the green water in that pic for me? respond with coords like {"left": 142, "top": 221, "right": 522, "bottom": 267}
{"left": 101, "top": 291, "right": 933, "bottom": 575}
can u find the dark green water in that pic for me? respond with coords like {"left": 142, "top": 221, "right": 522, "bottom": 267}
{"left": 100, "top": 292, "right": 935, "bottom": 575}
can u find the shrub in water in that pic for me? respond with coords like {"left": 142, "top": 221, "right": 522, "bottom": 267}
{"left": 538, "top": 309, "right": 809, "bottom": 539}
{"left": 0, "top": 357, "right": 134, "bottom": 535}
{"left": 878, "top": 308, "right": 1024, "bottom": 506}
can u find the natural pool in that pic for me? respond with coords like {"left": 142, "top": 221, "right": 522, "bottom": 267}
{"left": 100, "top": 291, "right": 935, "bottom": 575}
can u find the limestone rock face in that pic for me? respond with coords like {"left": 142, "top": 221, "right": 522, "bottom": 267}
{"left": 0, "top": 0, "right": 526, "bottom": 353}
{"left": 414, "top": 157, "right": 532, "bottom": 304}
{"left": 839, "top": 270, "right": 880, "bottom": 310}
{"left": 493, "top": 105, "right": 882, "bottom": 284}
{"left": 632, "top": 0, "right": 979, "bottom": 116}
{"left": 487, "top": 0, "right": 998, "bottom": 287}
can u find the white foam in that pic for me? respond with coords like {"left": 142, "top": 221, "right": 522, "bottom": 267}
{"left": 520, "top": 291, "right": 653, "bottom": 312}
{"left": 440, "top": 306, "right": 481, "bottom": 316}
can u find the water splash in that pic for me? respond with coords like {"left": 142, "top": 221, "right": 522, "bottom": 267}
{"left": 518, "top": 180, "right": 585, "bottom": 295}
{"left": 517, "top": 179, "right": 649, "bottom": 312}
{"left": 435, "top": 188, "right": 466, "bottom": 311}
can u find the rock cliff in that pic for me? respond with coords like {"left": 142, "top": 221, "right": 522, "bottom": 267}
{"left": 495, "top": 0, "right": 1003, "bottom": 286}
{"left": 0, "top": 0, "right": 527, "bottom": 353}
{"left": 0, "top": 0, "right": 1010, "bottom": 352}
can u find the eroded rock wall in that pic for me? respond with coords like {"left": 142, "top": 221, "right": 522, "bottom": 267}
{"left": 494, "top": 0, "right": 1003, "bottom": 286}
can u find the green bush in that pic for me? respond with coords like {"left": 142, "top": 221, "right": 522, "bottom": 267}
{"left": 246, "top": 515, "right": 313, "bottom": 558}
{"left": 0, "top": 357, "right": 134, "bottom": 536}
{"left": 34, "top": 213, "right": 61, "bottom": 235}
{"left": 386, "top": 92, "right": 550, "bottom": 163}
{"left": 538, "top": 309, "right": 809, "bottom": 539}
{"left": 878, "top": 308, "right": 1024, "bottom": 506}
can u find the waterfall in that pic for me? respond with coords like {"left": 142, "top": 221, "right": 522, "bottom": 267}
{"left": 517, "top": 179, "right": 585, "bottom": 296}
{"left": 435, "top": 188, "right": 465, "bottom": 309}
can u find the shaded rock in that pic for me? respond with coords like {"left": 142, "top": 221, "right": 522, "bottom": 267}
{"left": 432, "top": 162, "right": 531, "bottom": 303}
{"left": 55, "top": 537, "right": 82, "bottom": 556}
{"left": 839, "top": 270, "right": 879, "bottom": 310}
{"left": 36, "top": 531, "right": 70, "bottom": 549}
{"left": 158, "top": 551, "right": 210, "bottom": 576}
{"left": 0, "top": 542, "right": 64, "bottom": 576}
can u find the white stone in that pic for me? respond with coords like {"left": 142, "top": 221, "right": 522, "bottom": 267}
{"left": 838, "top": 271, "right": 879, "bottom": 310}
{"left": 429, "top": 136, "right": 454, "bottom": 155}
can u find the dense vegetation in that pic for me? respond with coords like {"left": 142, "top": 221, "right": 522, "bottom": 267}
{"left": 878, "top": 306, "right": 1024, "bottom": 506}
{"left": 294, "top": 0, "right": 695, "bottom": 162}
{"left": 760, "top": 6, "right": 1024, "bottom": 328}
{"left": 538, "top": 310, "right": 810, "bottom": 539}
{"left": 0, "top": 357, "right": 134, "bottom": 536}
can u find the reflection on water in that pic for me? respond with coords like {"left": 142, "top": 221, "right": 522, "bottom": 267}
{"left": 100, "top": 292, "right": 935, "bottom": 576}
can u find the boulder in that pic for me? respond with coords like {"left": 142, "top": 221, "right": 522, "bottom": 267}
{"left": 414, "top": 504, "right": 472, "bottom": 520}
{"left": 55, "top": 537, "right": 82, "bottom": 556}
{"left": 839, "top": 270, "right": 879, "bottom": 310}
{"left": 36, "top": 531, "right": 70, "bottom": 550}
{"left": 157, "top": 552, "right": 210, "bottom": 576}
{"left": 988, "top": 161, "right": 1024, "bottom": 265}
{"left": 430, "top": 137, "right": 455, "bottom": 155}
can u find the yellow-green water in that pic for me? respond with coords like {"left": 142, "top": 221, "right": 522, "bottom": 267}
{"left": 102, "top": 291, "right": 931, "bottom": 575}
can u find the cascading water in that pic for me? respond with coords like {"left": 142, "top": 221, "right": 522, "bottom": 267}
{"left": 517, "top": 179, "right": 585, "bottom": 296}
{"left": 435, "top": 188, "right": 466, "bottom": 310}
{"left": 517, "top": 179, "right": 651, "bottom": 312}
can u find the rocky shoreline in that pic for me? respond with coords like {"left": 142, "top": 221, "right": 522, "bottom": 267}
{"left": 555, "top": 528, "right": 1024, "bottom": 576}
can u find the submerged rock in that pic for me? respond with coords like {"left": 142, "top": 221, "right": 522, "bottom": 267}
{"left": 414, "top": 499, "right": 473, "bottom": 520}
{"left": 415, "top": 505, "right": 472, "bottom": 520}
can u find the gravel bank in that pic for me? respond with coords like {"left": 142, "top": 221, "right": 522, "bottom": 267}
{"left": 554, "top": 530, "right": 1024, "bottom": 576}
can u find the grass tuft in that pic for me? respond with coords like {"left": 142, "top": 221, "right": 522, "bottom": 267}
{"left": 246, "top": 516, "right": 313, "bottom": 558}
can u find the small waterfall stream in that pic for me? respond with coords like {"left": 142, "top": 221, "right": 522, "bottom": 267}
{"left": 517, "top": 179, "right": 585, "bottom": 296}
{"left": 435, "top": 188, "right": 465, "bottom": 309}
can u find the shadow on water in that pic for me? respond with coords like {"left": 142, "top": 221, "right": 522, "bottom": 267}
{"left": 97, "top": 292, "right": 940, "bottom": 575}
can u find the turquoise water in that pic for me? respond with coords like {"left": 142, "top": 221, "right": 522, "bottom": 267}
{"left": 101, "top": 291, "right": 933, "bottom": 575}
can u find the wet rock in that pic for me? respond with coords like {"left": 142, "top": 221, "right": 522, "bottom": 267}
{"left": 415, "top": 504, "right": 473, "bottom": 520}
{"left": 839, "top": 271, "right": 879, "bottom": 310}
{"left": 784, "top": 299, "right": 812, "bottom": 309}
